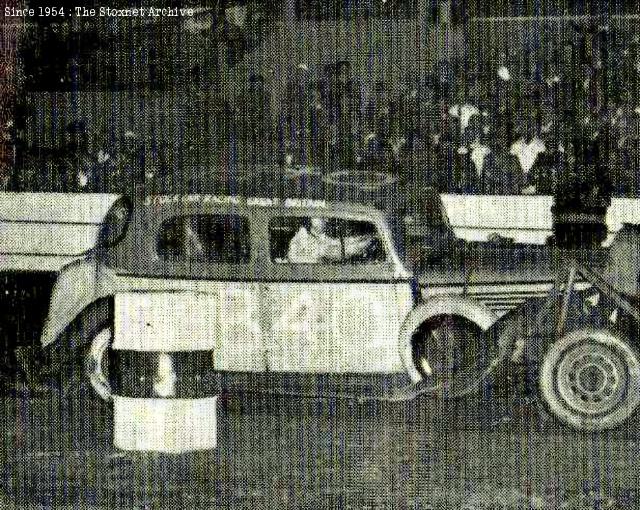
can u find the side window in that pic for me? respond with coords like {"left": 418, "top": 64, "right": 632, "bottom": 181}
{"left": 96, "top": 197, "right": 132, "bottom": 248}
{"left": 157, "top": 214, "right": 250, "bottom": 263}
{"left": 269, "top": 216, "right": 386, "bottom": 264}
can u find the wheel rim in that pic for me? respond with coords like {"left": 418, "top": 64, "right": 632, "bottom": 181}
{"left": 540, "top": 329, "right": 640, "bottom": 430}
{"left": 85, "top": 327, "right": 113, "bottom": 401}
{"left": 555, "top": 342, "right": 627, "bottom": 416}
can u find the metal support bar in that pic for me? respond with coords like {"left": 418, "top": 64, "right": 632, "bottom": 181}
{"left": 556, "top": 265, "right": 577, "bottom": 338}
{"left": 575, "top": 261, "right": 640, "bottom": 324}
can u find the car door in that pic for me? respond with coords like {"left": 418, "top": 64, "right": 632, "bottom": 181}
{"left": 263, "top": 212, "right": 413, "bottom": 374}
{"left": 114, "top": 208, "right": 265, "bottom": 372}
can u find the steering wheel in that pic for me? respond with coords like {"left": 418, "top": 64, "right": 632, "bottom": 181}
{"left": 347, "top": 236, "right": 380, "bottom": 263}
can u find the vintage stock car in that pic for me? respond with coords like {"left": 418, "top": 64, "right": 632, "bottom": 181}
{"left": 3, "top": 186, "right": 640, "bottom": 432}
{"left": 37, "top": 193, "right": 501, "bottom": 404}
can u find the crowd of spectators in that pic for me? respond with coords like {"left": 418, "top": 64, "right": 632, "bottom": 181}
{"left": 267, "top": 43, "right": 640, "bottom": 199}
{"left": 13, "top": 21, "right": 640, "bottom": 200}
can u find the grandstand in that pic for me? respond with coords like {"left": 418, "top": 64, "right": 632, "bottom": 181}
{"left": 2, "top": 1, "right": 639, "bottom": 216}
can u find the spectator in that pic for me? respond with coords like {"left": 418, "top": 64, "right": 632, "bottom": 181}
{"left": 321, "top": 61, "right": 363, "bottom": 169}
{"left": 509, "top": 116, "right": 547, "bottom": 194}
{"left": 553, "top": 107, "right": 612, "bottom": 247}
{"left": 450, "top": 127, "right": 498, "bottom": 194}
{"left": 487, "top": 148, "right": 527, "bottom": 195}
{"left": 397, "top": 77, "right": 422, "bottom": 144}
{"left": 610, "top": 90, "right": 640, "bottom": 195}
{"left": 448, "top": 98, "right": 480, "bottom": 139}
{"left": 360, "top": 137, "right": 398, "bottom": 175}
{"left": 450, "top": 144, "right": 476, "bottom": 194}
{"left": 538, "top": 100, "right": 565, "bottom": 192}
{"left": 497, "top": 51, "right": 512, "bottom": 82}
{"left": 54, "top": 120, "right": 97, "bottom": 192}
{"left": 18, "top": 30, "right": 640, "bottom": 201}
{"left": 401, "top": 89, "right": 455, "bottom": 192}
{"left": 281, "top": 63, "right": 315, "bottom": 168}
{"left": 543, "top": 59, "right": 562, "bottom": 117}
{"left": 403, "top": 125, "right": 450, "bottom": 193}
{"left": 462, "top": 111, "right": 489, "bottom": 147}
{"left": 365, "top": 81, "right": 393, "bottom": 141}
{"left": 434, "top": 58, "right": 455, "bottom": 100}
{"left": 468, "top": 136, "right": 496, "bottom": 193}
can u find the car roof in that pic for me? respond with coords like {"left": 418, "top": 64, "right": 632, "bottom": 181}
{"left": 140, "top": 193, "right": 389, "bottom": 221}
{"left": 138, "top": 166, "right": 407, "bottom": 217}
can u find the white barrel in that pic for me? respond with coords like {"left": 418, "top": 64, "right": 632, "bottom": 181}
{"left": 112, "top": 293, "right": 219, "bottom": 453}
{"left": 113, "top": 396, "right": 217, "bottom": 453}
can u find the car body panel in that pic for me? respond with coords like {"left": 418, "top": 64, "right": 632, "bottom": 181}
{"left": 106, "top": 195, "right": 414, "bottom": 375}
{"left": 113, "top": 286, "right": 263, "bottom": 372}
{"left": 40, "top": 258, "right": 116, "bottom": 347}
{"left": 113, "top": 281, "right": 413, "bottom": 375}
{"left": 262, "top": 281, "right": 412, "bottom": 373}
{"left": 0, "top": 192, "right": 120, "bottom": 272}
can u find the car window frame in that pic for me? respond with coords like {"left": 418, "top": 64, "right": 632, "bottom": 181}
{"left": 108, "top": 201, "right": 408, "bottom": 283}
{"left": 109, "top": 202, "right": 260, "bottom": 281}
{"left": 262, "top": 208, "right": 404, "bottom": 283}
{"left": 156, "top": 212, "right": 252, "bottom": 265}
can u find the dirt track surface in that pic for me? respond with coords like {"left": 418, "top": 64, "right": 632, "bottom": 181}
{"left": 1, "top": 388, "right": 639, "bottom": 509}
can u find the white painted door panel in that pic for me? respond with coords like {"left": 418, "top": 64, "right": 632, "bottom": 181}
{"left": 114, "top": 277, "right": 413, "bottom": 375}
{"left": 263, "top": 282, "right": 412, "bottom": 373}
{"left": 114, "top": 281, "right": 263, "bottom": 371}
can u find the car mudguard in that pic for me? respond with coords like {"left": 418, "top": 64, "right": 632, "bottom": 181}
{"left": 40, "top": 258, "right": 115, "bottom": 349}
{"left": 398, "top": 295, "right": 498, "bottom": 385}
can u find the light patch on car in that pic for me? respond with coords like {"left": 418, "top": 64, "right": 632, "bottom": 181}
{"left": 144, "top": 194, "right": 327, "bottom": 209}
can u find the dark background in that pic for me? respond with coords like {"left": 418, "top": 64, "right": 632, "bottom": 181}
{"left": 3, "top": 1, "right": 640, "bottom": 199}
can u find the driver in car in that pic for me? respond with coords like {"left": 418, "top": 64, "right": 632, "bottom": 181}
{"left": 287, "top": 217, "right": 373, "bottom": 264}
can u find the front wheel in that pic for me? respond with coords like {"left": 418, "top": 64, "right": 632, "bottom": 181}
{"left": 411, "top": 314, "right": 495, "bottom": 398}
{"left": 539, "top": 328, "right": 640, "bottom": 431}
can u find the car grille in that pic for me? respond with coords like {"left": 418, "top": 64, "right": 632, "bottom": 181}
{"left": 422, "top": 280, "right": 593, "bottom": 317}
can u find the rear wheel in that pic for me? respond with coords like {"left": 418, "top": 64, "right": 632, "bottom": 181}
{"left": 50, "top": 300, "right": 114, "bottom": 400}
{"left": 539, "top": 328, "right": 640, "bottom": 431}
{"left": 85, "top": 327, "right": 113, "bottom": 401}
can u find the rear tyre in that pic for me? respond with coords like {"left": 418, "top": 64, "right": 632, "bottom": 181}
{"left": 50, "top": 300, "right": 114, "bottom": 400}
{"left": 85, "top": 327, "right": 113, "bottom": 401}
{"left": 539, "top": 328, "right": 640, "bottom": 431}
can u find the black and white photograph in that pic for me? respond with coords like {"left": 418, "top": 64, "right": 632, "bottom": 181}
{"left": 2, "top": 1, "right": 640, "bottom": 508}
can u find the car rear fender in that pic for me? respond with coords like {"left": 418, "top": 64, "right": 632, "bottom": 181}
{"left": 40, "top": 258, "right": 116, "bottom": 348}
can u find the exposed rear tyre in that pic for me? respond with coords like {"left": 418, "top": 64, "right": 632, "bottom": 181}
{"left": 50, "top": 300, "right": 114, "bottom": 401}
{"left": 539, "top": 328, "right": 640, "bottom": 431}
{"left": 85, "top": 327, "right": 113, "bottom": 401}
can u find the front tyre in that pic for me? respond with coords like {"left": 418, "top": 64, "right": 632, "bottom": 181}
{"left": 539, "top": 328, "right": 640, "bottom": 431}
{"left": 399, "top": 298, "right": 498, "bottom": 399}
{"left": 411, "top": 314, "right": 494, "bottom": 398}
